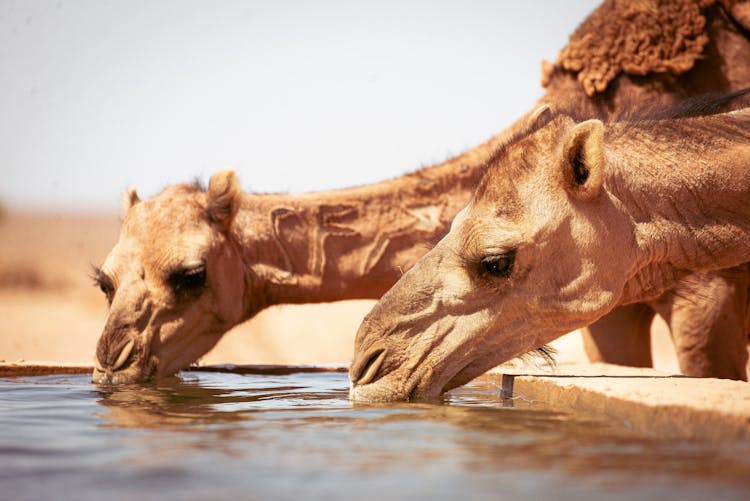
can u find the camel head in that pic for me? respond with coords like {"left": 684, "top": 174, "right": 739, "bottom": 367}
{"left": 92, "top": 170, "right": 248, "bottom": 384}
{"left": 349, "top": 107, "right": 638, "bottom": 401}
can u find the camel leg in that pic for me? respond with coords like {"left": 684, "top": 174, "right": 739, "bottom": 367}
{"left": 582, "top": 303, "right": 655, "bottom": 368}
{"left": 650, "top": 271, "right": 749, "bottom": 381}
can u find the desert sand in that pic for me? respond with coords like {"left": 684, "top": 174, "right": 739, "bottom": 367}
{"left": 0, "top": 210, "right": 683, "bottom": 371}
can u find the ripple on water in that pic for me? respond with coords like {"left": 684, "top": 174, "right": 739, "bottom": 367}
{"left": 0, "top": 371, "right": 748, "bottom": 501}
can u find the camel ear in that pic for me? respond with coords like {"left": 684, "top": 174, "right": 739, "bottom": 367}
{"left": 561, "top": 119, "right": 604, "bottom": 201}
{"left": 122, "top": 187, "right": 140, "bottom": 215}
{"left": 206, "top": 169, "right": 241, "bottom": 231}
{"left": 526, "top": 104, "right": 552, "bottom": 130}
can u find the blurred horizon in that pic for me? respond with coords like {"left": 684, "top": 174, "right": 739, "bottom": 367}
{"left": 1, "top": 0, "right": 599, "bottom": 212}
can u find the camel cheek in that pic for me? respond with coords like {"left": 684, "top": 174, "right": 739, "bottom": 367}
{"left": 210, "top": 255, "right": 246, "bottom": 325}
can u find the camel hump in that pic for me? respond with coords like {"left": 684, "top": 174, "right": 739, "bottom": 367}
{"left": 554, "top": 0, "right": 713, "bottom": 96}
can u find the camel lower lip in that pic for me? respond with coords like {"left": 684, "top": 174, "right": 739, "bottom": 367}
{"left": 91, "top": 357, "right": 156, "bottom": 385}
{"left": 92, "top": 368, "right": 130, "bottom": 385}
{"left": 407, "top": 380, "right": 447, "bottom": 402}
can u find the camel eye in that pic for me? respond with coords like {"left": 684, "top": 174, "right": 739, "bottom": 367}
{"left": 478, "top": 252, "right": 515, "bottom": 279}
{"left": 168, "top": 265, "right": 207, "bottom": 297}
{"left": 92, "top": 267, "right": 114, "bottom": 304}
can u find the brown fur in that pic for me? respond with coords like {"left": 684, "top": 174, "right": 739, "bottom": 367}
{"left": 93, "top": 0, "right": 750, "bottom": 384}
{"left": 551, "top": 0, "right": 750, "bottom": 97}
{"left": 557, "top": 0, "right": 711, "bottom": 95}
{"left": 349, "top": 108, "right": 750, "bottom": 401}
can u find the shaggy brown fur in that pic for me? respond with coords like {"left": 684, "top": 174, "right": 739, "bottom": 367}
{"left": 547, "top": 0, "right": 749, "bottom": 96}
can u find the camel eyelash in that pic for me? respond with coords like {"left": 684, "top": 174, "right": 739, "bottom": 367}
{"left": 90, "top": 266, "right": 114, "bottom": 295}
{"left": 458, "top": 247, "right": 517, "bottom": 280}
{"left": 477, "top": 251, "right": 516, "bottom": 279}
{"left": 167, "top": 264, "right": 207, "bottom": 297}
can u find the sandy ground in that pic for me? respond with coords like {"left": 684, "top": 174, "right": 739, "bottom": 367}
{"left": 0, "top": 210, "right": 682, "bottom": 371}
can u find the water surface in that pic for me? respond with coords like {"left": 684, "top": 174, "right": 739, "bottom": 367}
{"left": 1, "top": 370, "right": 748, "bottom": 500}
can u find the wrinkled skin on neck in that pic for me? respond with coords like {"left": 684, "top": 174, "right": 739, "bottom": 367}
{"left": 92, "top": 179, "right": 248, "bottom": 384}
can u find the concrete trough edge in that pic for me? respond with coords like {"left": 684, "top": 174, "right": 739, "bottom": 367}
{"left": 0, "top": 362, "right": 349, "bottom": 378}
{"left": 491, "top": 363, "right": 750, "bottom": 442}
{"left": 0, "top": 362, "right": 94, "bottom": 377}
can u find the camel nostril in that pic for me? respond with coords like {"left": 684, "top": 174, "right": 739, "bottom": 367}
{"left": 352, "top": 347, "right": 387, "bottom": 386}
{"left": 112, "top": 338, "right": 135, "bottom": 371}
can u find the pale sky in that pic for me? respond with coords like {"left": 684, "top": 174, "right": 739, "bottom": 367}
{"left": 0, "top": 0, "right": 599, "bottom": 211}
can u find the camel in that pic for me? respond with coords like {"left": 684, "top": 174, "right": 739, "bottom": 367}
{"left": 92, "top": 161, "right": 483, "bottom": 383}
{"left": 349, "top": 103, "right": 750, "bottom": 402}
{"left": 93, "top": 0, "right": 750, "bottom": 384}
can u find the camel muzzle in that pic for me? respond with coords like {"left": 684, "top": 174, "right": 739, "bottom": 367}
{"left": 92, "top": 338, "right": 138, "bottom": 384}
{"left": 350, "top": 345, "right": 387, "bottom": 386}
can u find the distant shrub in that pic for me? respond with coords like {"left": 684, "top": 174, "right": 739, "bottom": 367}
{"left": 0, "top": 267, "right": 44, "bottom": 290}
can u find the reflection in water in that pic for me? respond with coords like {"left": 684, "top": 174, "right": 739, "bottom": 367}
{"left": 1, "top": 371, "right": 749, "bottom": 500}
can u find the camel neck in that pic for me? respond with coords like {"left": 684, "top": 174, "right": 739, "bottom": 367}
{"left": 232, "top": 130, "right": 509, "bottom": 310}
{"left": 605, "top": 113, "right": 750, "bottom": 303}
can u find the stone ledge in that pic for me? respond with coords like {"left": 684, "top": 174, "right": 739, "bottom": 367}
{"left": 0, "top": 362, "right": 349, "bottom": 378}
{"left": 490, "top": 362, "right": 750, "bottom": 442}
{"left": 0, "top": 361, "right": 93, "bottom": 377}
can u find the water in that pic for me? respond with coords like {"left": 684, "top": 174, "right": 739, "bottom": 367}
{"left": 1, "top": 370, "right": 748, "bottom": 501}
